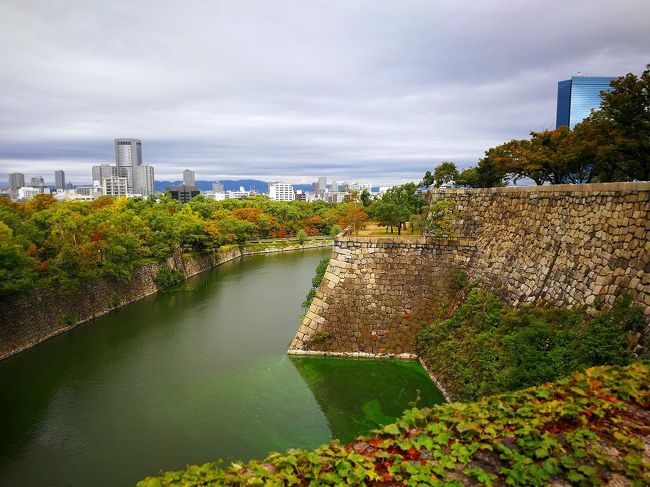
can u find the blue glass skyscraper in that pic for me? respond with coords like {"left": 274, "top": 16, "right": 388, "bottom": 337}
{"left": 555, "top": 76, "right": 616, "bottom": 129}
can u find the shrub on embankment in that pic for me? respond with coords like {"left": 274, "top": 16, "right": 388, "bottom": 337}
{"left": 138, "top": 362, "right": 649, "bottom": 486}
{"left": 416, "top": 285, "right": 647, "bottom": 402}
{"left": 301, "top": 256, "right": 329, "bottom": 311}
{"left": 152, "top": 265, "right": 183, "bottom": 291}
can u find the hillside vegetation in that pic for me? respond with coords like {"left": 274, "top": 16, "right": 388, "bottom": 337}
{"left": 138, "top": 362, "right": 649, "bottom": 486}
{"left": 417, "top": 285, "right": 646, "bottom": 402}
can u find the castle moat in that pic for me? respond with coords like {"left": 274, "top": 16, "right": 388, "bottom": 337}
{"left": 0, "top": 247, "right": 443, "bottom": 486}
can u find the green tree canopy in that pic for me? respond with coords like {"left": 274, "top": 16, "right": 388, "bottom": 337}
{"left": 593, "top": 64, "right": 650, "bottom": 180}
{"left": 369, "top": 183, "right": 423, "bottom": 235}
{"left": 432, "top": 162, "right": 459, "bottom": 187}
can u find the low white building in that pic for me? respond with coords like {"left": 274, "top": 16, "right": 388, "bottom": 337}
{"left": 269, "top": 182, "right": 294, "bottom": 201}
{"left": 306, "top": 191, "right": 326, "bottom": 202}
{"left": 326, "top": 192, "right": 348, "bottom": 203}
{"left": 204, "top": 192, "right": 226, "bottom": 201}
{"left": 54, "top": 189, "right": 95, "bottom": 201}
{"left": 74, "top": 185, "right": 103, "bottom": 199}
{"left": 18, "top": 186, "right": 50, "bottom": 200}
{"left": 349, "top": 182, "right": 372, "bottom": 191}
{"left": 225, "top": 187, "right": 252, "bottom": 199}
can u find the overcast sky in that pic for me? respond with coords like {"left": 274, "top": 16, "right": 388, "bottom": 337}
{"left": 1, "top": 0, "right": 648, "bottom": 186}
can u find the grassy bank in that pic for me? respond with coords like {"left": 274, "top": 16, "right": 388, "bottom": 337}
{"left": 416, "top": 285, "right": 646, "bottom": 402}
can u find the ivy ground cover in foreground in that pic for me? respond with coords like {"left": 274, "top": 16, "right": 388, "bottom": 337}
{"left": 138, "top": 362, "right": 649, "bottom": 486}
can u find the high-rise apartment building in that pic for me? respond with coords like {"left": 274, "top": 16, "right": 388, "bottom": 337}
{"left": 183, "top": 169, "right": 195, "bottom": 186}
{"left": 8, "top": 172, "right": 25, "bottom": 190}
{"left": 556, "top": 76, "right": 616, "bottom": 129}
{"left": 92, "top": 164, "right": 118, "bottom": 184}
{"left": 133, "top": 164, "right": 155, "bottom": 196}
{"left": 312, "top": 176, "right": 327, "bottom": 192}
{"left": 54, "top": 170, "right": 65, "bottom": 190}
{"left": 31, "top": 177, "right": 45, "bottom": 187}
{"left": 102, "top": 176, "right": 128, "bottom": 197}
{"left": 212, "top": 180, "right": 224, "bottom": 192}
{"left": 115, "top": 138, "right": 142, "bottom": 192}
{"left": 269, "top": 182, "right": 295, "bottom": 201}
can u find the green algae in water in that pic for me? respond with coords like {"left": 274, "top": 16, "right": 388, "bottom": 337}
{"left": 0, "top": 250, "right": 445, "bottom": 486}
{"left": 290, "top": 356, "right": 445, "bottom": 443}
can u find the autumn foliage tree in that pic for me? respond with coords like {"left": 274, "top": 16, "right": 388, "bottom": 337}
{"left": 0, "top": 195, "right": 342, "bottom": 296}
{"left": 432, "top": 162, "right": 459, "bottom": 187}
{"left": 412, "top": 197, "right": 457, "bottom": 238}
{"left": 487, "top": 127, "right": 581, "bottom": 185}
{"left": 585, "top": 65, "right": 650, "bottom": 181}
{"left": 369, "top": 183, "right": 423, "bottom": 235}
{"left": 338, "top": 204, "right": 368, "bottom": 234}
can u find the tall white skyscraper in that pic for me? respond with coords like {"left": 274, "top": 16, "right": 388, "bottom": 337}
{"left": 31, "top": 177, "right": 45, "bottom": 187}
{"left": 115, "top": 138, "right": 142, "bottom": 192}
{"left": 133, "top": 165, "right": 155, "bottom": 196}
{"left": 8, "top": 172, "right": 24, "bottom": 190}
{"left": 183, "top": 169, "right": 195, "bottom": 186}
{"left": 54, "top": 170, "right": 65, "bottom": 190}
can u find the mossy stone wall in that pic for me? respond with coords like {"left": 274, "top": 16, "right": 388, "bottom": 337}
{"left": 434, "top": 182, "right": 649, "bottom": 312}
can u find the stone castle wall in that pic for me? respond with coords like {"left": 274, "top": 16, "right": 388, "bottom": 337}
{"left": 289, "top": 182, "right": 649, "bottom": 357}
{"left": 289, "top": 237, "right": 475, "bottom": 356}
{"left": 432, "top": 182, "right": 649, "bottom": 313}
{"left": 0, "top": 240, "right": 332, "bottom": 360}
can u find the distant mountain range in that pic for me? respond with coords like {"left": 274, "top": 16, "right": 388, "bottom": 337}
{"left": 155, "top": 180, "right": 315, "bottom": 193}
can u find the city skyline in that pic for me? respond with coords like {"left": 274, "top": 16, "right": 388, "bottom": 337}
{"left": 1, "top": 0, "right": 649, "bottom": 185}
{"left": 3, "top": 166, "right": 377, "bottom": 189}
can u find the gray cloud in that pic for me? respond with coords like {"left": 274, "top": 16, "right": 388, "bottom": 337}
{"left": 1, "top": 0, "right": 648, "bottom": 185}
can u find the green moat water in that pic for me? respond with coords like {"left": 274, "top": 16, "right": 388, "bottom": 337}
{"left": 0, "top": 248, "right": 444, "bottom": 486}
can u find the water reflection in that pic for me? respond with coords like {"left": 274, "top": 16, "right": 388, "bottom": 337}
{"left": 289, "top": 356, "right": 444, "bottom": 443}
